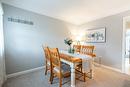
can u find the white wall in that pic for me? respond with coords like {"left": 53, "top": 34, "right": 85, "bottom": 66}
{"left": 0, "top": 2, "right": 5, "bottom": 87}
{"left": 3, "top": 4, "right": 77, "bottom": 74}
{"left": 3, "top": 2, "right": 130, "bottom": 75}
{"left": 79, "top": 10, "right": 130, "bottom": 70}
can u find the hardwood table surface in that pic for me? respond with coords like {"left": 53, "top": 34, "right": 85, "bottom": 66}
{"left": 60, "top": 53, "right": 82, "bottom": 63}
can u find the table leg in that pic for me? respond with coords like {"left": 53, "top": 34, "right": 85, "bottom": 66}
{"left": 90, "top": 69, "right": 92, "bottom": 79}
{"left": 70, "top": 63, "right": 75, "bottom": 87}
{"left": 91, "top": 59, "right": 94, "bottom": 79}
{"left": 89, "top": 59, "right": 93, "bottom": 79}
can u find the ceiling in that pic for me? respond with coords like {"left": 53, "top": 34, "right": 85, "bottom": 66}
{"left": 1, "top": 0, "right": 130, "bottom": 25}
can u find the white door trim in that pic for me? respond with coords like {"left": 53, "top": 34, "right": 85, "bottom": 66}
{"left": 122, "top": 16, "right": 130, "bottom": 73}
{"left": 0, "top": 2, "right": 6, "bottom": 87}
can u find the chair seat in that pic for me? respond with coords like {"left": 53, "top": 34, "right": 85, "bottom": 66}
{"left": 54, "top": 63, "right": 70, "bottom": 75}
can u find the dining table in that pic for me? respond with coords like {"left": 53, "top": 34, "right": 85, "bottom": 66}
{"left": 59, "top": 50, "right": 93, "bottom": 87}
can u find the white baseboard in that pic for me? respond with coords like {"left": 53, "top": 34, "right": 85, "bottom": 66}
{"left": 7, "top": 66, "right": 45, "bottom": 78}
{"left": 94, "top": 63, "right": 122, "bottom": 73}
{"left": 6, "top": 63, "right": 122, "bottom": 79}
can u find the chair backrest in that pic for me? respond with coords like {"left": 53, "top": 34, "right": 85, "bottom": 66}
{"left": 80, "top": 45, "right": 95, "bottom": 56}
{"left": 43, "top": 46, "right": 51, "bottom": 61}
{"left": 73, "top": 45, "right": 81, "bottom": 53}
{"left": 49, "top": 48, "right": 61, "bottom": 68}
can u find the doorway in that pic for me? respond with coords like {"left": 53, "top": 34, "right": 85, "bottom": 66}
{"left": 122, "top": 16, "right": 130, "bottom": 75}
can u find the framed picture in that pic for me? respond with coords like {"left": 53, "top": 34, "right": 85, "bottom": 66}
{"left": 86, "top": 27, "right": 106, "bottom": 43}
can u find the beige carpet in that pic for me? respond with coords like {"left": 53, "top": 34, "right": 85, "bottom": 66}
{"left": 3, "top": 66, "right": 130, "bottom": 87}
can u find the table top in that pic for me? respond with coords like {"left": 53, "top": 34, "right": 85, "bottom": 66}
{"left": 59, "top": 50, "right": 92, "bottom": 63}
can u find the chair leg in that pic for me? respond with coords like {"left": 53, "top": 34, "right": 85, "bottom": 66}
{"left": 59, "top": 74, "right": 62, "bottom": 87}
{"left": 90, "top": 69, "right": 92, "bottom": 79}
{"left": 50, "top": 69, "right": 54, "bottom": 84}
{"left": 84, "top": 73, "right": 86, "bottom": 82}
{"left": 50, "top": 74, "right": 53, "bottom": 84}
{"left": 45, "top": 60, "right": 48, "bottom": 75}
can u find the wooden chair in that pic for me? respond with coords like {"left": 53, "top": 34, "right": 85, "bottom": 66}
{"left": 73, "top": 45, "right": 89, "bottom": 82}
{"left": 43, "top": 46, "right": 52, "bottom": 83}
{"left": 73, "top": 45, "right": 83, "bottom": 72}
{"left": 73, "top": 45, "right": 81, "bottom": 53}
{"left": 43, "top": 46, "right": 51, "bottom": 75}
{"left": 49, "top": 48, "right": 70, "bottom": 87}
{"left": 78, "top": 45, "right": 96, "bottom": 81}
{"left": 80, "top": 45, "right": 95, "bottom": 56}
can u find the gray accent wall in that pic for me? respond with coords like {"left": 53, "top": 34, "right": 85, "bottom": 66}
{"left": 3, "top": 4, "right": 76, "bottom": 74}
{"left": 79, "top": 10, "right": 130, "bottom": 70}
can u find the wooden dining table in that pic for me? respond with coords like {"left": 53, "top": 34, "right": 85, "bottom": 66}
{"left": 59, "top": 50, "right": 93, "bottom": 87}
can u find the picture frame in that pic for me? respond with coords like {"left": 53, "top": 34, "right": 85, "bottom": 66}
{"left": 86, "top": 27, "right": 106, "bottom": 43}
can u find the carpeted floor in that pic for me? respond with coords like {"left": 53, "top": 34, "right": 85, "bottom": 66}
{"left": 3, "top": 67, "right": 130, "bottom": 87}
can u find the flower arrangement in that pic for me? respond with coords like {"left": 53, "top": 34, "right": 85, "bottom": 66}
{"left": 64, "top": 38, "right": 74, "bottom": 53}
{"left": 64, "top": 38, "right": 73, "bottom": 46}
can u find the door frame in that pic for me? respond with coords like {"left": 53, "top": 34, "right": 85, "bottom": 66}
{"left": 0, "top": 2, "right": 6, "bottom": 86}
{"left": 122, "top": 16, "right": 130, "bottom": 73}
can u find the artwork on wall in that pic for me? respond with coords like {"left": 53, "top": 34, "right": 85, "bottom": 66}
{"left": 8, "top": 17, "right": 34, "bottom": 25}
{"left": 86, "top": 27, "right": 106, "bottom": 43}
